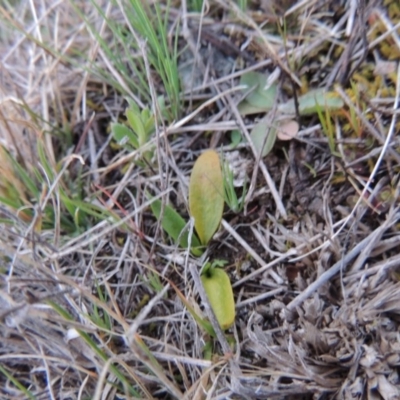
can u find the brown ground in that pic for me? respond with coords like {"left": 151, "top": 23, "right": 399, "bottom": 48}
{"left": 1, "top": 0, "right": 400, "bottom": 399}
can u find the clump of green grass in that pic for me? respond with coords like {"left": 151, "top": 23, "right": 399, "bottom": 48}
{"left": 72, "top": 0, "right": 181, "bottom": 122}
{"left": 0, "top": 138, "right": 126, "bottom": 237}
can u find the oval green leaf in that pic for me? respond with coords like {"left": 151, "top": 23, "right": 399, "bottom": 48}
{"left": 250, "top": 118, "right": 277, "bottom": 157}
{"left": 189, "top": 150, "right": 224, "bottom": 246}
{"left": 238, "top": 71, "right": 277, "bottom": 115}
{"left": 201, "top": 267, "right": 235, "bottom": 330}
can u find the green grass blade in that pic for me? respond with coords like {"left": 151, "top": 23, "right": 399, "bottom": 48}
{"left": 48, "top": 300, "right": 141, "bottom": 397}
{"left": 0, "top": 365, "right": 35, "bottom": 400}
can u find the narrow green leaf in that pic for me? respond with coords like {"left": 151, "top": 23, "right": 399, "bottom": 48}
{"left": 278, "top": 88, "right": 344, "bottom": 115}
{"left": 0, "top": 365, "right": 35, "bottom": 400}
{"left": 315, "top": 103, "right": 341, "bottom": 157}
{"left": 150, "top": 198, "right": 202, "bottom": 253}
{"left": 4, "top": 148, "right": 40, "bottom": 199}
{"left": 250, "top": 118, "right": 277, "bottom": 157}
{"left": 189, "top": 150, "right": 224, "bottom": 246}
{"left": 169, "top": 280, "right": 216, "bottom": 337}
{"left": 60, "top": 195, "right": 109, "bottom": 220}
{"left": 37, "top": 140, "right": 55, "bottom": 180}
{"left": 202, "top": 340, "right": 213, "bottom": 360}
{"left": 48, "top": 300, "right": 141, "bottom": 397}
{"left": 134, "top": 334, "right": 164, "bottom": 370}
{"left": 222, "top": 161, "right": 246, "bottom": 213}
{"left": 0, "top": 194, "right": 23, "bottom": 209}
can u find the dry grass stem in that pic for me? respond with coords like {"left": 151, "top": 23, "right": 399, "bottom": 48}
{"left": 1, "top": 0, "right": 400, "bottom": 398}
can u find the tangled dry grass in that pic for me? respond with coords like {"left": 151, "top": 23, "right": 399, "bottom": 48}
{"left": 1, "top": 0, "right": 400, "bottom": 399}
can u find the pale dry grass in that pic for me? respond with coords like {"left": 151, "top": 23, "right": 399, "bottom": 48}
{"left": 1, "top": 0, "right": 400, "bottom": 399}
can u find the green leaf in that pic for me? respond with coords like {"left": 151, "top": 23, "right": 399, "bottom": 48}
{"left": 126, "top": 97, "right": 141, "bottom": 114}
{"left": 315, "top": 102, "right": 341, "bottom": 157}
{"left": 4, "top": 147, "right": 40, "bottom": 199}
{"left": 37, "top": 140, "right": 55, "bottom": 180}
{"left": 201, "top": 267, "right": 235, "bottom": 330}
{"left": 201, "top": 260, "right": 228, "bottom": 275}
{"left": 48, "top": 300, "right": 141, "bottom": 397}
{"left": 222, "top": 161, "right": 247, "bottom": 213}
{"left": 0, "top": 365, "right": 35, "bottom": 400}
{"left": 238, "top": 100, "right": 269, "bottom": 116}
{"left": 126, "top": 108, "right": 147, "bottom": 146}
{"left": 111, "top": 123, "right": 139, "bottom": 149}
{"left": 133, "top": 334, "right": 164, "bottom": 372}
{"left": 0, "top": 194, "right": 23, "bottom": 209}
{"left": 147, "top": 271, "right": 164, "bottom": 294}
{"left": 238, "top": 71, "right": 277, "bottom": 115}
{"left": 250, "top": 118, "right": 277, "bottom": 157}
{"left": 143, "top": 114, "right": 155, "bottom": 136}
{"left": 189, "top": 150, "right": 224, "bottom": 246}
{"left": 230, "top": 129, "right": 242, "bottom": 148}
{"left": 278, "top": 88, "right": 344, "bottom": 115}
{"left": 202, "top": 340, "right": 213, "bottom": 360}
{"left": 150, "top": 198, "right": 202, "bottom": 254}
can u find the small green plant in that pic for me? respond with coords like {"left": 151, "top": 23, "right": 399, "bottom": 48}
{"left": 111, "top": 99, "right": 156, "bottom": 162}
{"left": 0, "top": 143, "right": 116, "bottom": 234}
{"left": 87, "top": 282, "right": 112, "bottom": 332}
{"left": 236, "top": 71, "right": 345, "bottom": 157}
{"left": 79, "top": 0, "right": 181, "bottom": 122}
{"left": 150, "top": 150, "right": 236, "bottom": 336}
{"left": 315, "top": 102, "right": 341, "bottom": 158}
{"left": 150, "top": 149, "right": 225, "bottom": 253}
{"left": 237, "top": 71, "right": 278, "bottom": 116}
{"left": 250, "top": 118, "right": 278, "bottom": 158}
{"left": 222, "top": 160, "right": 247, "bottom": 213}
{"left": 146, "top": 271, "right": 165, "bottom": 294}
